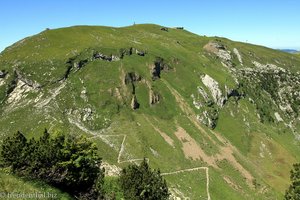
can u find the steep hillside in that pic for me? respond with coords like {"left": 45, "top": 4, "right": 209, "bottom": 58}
{"left": 0, "top": 169, "right": 72, "bottom": 199}
{"left": 0, "top": 24, "right": 300, "bottom": 199}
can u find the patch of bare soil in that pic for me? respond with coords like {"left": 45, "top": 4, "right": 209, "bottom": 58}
{"left": 174, "top": 126, "right": 216, "bottom": 166}
{"left": 162, "top": 80, "right": 255, "bottom": 187}
{"left": 216, "top": 146, "right": 254, "bottom": 187}
{"left": 144, "top": 115, "right": 175, "bottom": 147}
{"left": 203, "top": 42, "right": 219, "bottom": 54}
{"left": 153, "top": 126, "right": 175, "bottom": 147}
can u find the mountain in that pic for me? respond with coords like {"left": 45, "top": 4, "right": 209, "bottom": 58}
{"left": 0, "top": 24, "right": 300, "bottom": 199}
{"left": 278, "top": 49, "right": 300, "bottom": 54}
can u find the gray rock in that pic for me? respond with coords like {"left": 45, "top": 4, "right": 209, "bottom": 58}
{"left": 203, "top": 42, "right": 231, "bottom": 62}
{"left": 197, "top": 109, "right": 218, "bottom": 129}
{"left": 15, "top": 70, "right": 41, "bottom": 89}
{"left": 82, "top": 107, "right": 93, "bottom": 122}
{"left": 93, "top": 52, "right": 120, "bottom": 62}
{"left": 233, "top": 48, "right": 243, "bottom": 65}
{"left": 201, "top": 74, "right": 225, "bottom": 107}
{"left": 0, "top": 70, "right": 7, "bottom": 78}
{"left": 111, "top": 55, "right": 120, "bottom": 61}
{"left": 136, "top": 49, "right": 145, "bottom": 56}
{"left": 124, "top": 72, "right": 142, "bottom": 85}
{"left": 151, "top": 57, "right": 171, "bottom": 80}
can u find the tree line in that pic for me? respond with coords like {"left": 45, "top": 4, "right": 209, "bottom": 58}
{"left": 0, "top": 130, "right": 169, "bottom": 200}
{"left": 1, "top": 129, "right": 299, "bottom": 199}
{"left": 285, "top": 163, "right": 300, "bottom": 200}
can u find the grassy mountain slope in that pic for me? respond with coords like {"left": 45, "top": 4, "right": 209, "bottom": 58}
{"left": 0, "top": 169, "right": 72, "bottom": 199}
{"left": 0, "top": 24, "right": 300, "bottom": 199}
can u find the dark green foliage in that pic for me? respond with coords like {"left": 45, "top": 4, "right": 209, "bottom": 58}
{"left": 238, "top": 78, "right": 275, "bottom": 123}
{"left": 285, "top": 163, "right": 300, "bottom": 200}
{"left": 119, "top": 158, "right": 169, "bottom": 200}
{"left": 260, "top": 72, "right": 279, "bottom": 99}
{"left": 1, "top": 130, "right": 105, "bottom": 199}
{"left": 0, "top": 131, "right": 27, "bottom": 170}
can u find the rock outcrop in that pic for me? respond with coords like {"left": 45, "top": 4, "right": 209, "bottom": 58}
{"left": 226, "top": 86, "right": 243, "bottom": 100}
{"left": 196, "top": 87, "right": 209, "bottom": 101}
{"left": 80, "top": 88, "right": 88, "bottom": 102}
{"left": 119, "top": 47, "right": 147, "bottom": 58}
{"left": 203, "top": 41, "right": 233, "bottom": 68}
{"left": 119, "top": 47, "right": 133, "bottom": 58}
{"left": 197, "top": 109, "right": 218, "bottom": 129}
{"left": 135, "top": 49, "right": 146, "bottom": 56}
{"left": 15, "top": 70, "right": 41, "bottom": 89}
{"left": 233, "top": 48, "right": 243, "bottom": 65}
{"left": 151, "top": 64, "right": 161, "bottom": 80}
{"left": 93, "top": 52, "right": 120, "bottom": 62}
{"left": 0, "top": 79, "right": 5, "bottom": 87}
{"left": 0, "top": 70, "right": 7, "bottom": 78}
{"left": 192, "top": 74, "right": 244, "bottom": 129}
{"left": 160, "top": 27, "right": 168, "bottom": 32}
{"left": 6, "top": 79, "right": 33, "bottom": 104}
{"left": 274, "top": 112, "right": 283, "bottom": 122}
{"left": 201, "top": 74, "right": 225, "bottom": 107}
{"left": 131, "top": 95, "right": 140, "bottom": 110}
{"left": 151, "top": 57, "right": 171, "bottom": 80}
{"left": 124, "top": 72, "right": 142, "bottom": 85}
{"left": 124, "top": 72, "right": 142, "bottom": 95}
{"left": 82, "top": 107, "right": 93, "bottom": 122}
{"left": 204, "top": 42, "right": 231, "bottom": 61}
{"left": 238, "top": 62, "right": 300, "bottom": 120}
{"left": 74, "top": 59, "right": 89, "bottom": 70}
{"left": 149, "top": 89, "right": 160, "bottom": 105}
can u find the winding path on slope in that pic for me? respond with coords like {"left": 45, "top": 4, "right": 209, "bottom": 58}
{"left": 68, "top": 117, "right": 212, "bottom": 200}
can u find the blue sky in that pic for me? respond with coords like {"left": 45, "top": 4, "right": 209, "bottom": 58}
{"left": 0, "top": 0, "right": 299, "bottom": 52}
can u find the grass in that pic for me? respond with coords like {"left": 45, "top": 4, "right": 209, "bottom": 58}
{"left": 0, "top": 23, "right": 300, "bottom": 199}
{"left": 0, "top": 169, "right": 72, "bottom": 200}
{"left": 163, "top": 170, "right": 208, "bottom": 199}
{"left": 102, "top": 177, "right": 124, "bottom": 199}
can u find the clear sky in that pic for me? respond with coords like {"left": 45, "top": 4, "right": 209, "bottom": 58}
{"left": 0, "top": 0, "right": 299, "bottom": 52}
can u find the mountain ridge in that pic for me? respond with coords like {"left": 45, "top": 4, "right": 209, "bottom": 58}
{"left": 278, "top": 49, "right": 300, "bottom": 54}
{"left": 0, "top": 24, "right": 300, "bottom": 199}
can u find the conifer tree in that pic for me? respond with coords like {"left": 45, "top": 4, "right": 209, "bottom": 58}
{"left": 119, "top": 158, "right": 169, "bottom": 200}
{"left": 285, "top": 163, "right": 300, "bottom": 200}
